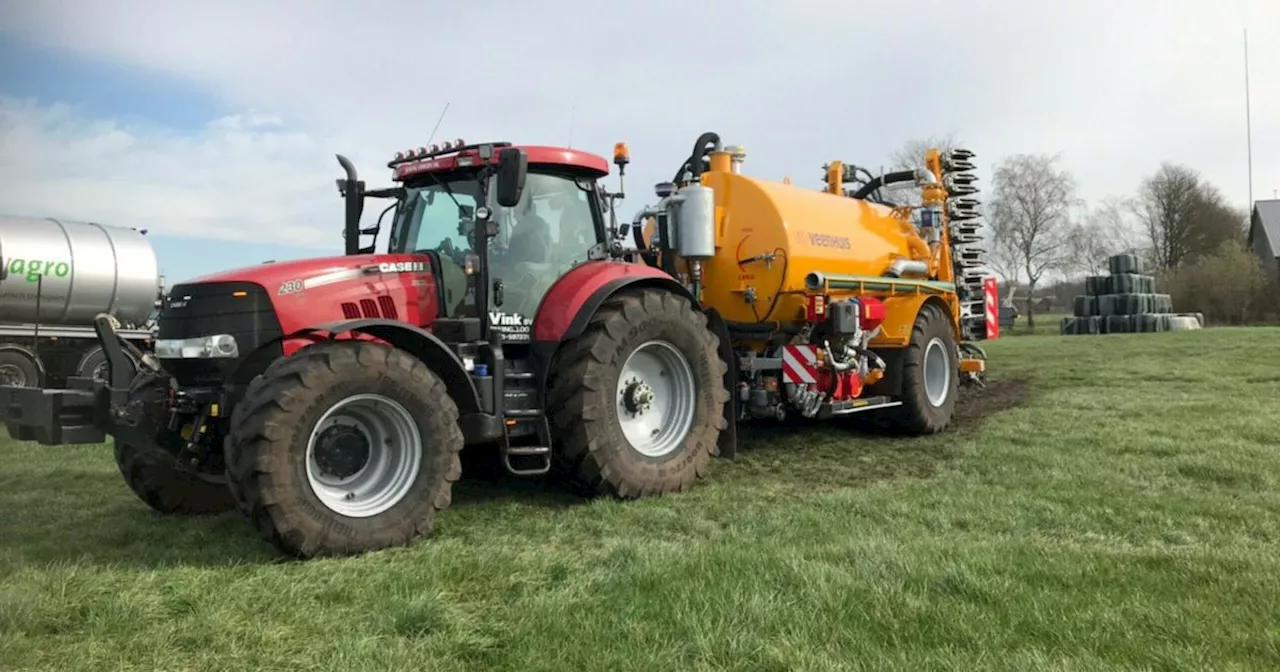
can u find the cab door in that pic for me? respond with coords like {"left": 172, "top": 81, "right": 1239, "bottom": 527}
{"left": 485, "top": 172, "right": 602, "bottom": 342}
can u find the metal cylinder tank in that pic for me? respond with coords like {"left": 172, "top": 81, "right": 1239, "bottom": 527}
{"left": 0, "top": 215, "right": 162, "bottom": 327}
{"left": 694, "top": 170, "right": 930, "bottom": 325}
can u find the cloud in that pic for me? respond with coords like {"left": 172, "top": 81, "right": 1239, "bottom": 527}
{"left": 0, "top": 96, "right": 342, "bottom": 246}
{"left": 0, "top": 0, "right": 1277, "bottom": 258}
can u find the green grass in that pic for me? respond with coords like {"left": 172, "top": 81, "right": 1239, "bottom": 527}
{"left": 1005, "top": 311, "right": 1071, "bottom": 336}
{"left": 4, "top": 328, "right": 1280, "bottom": 670}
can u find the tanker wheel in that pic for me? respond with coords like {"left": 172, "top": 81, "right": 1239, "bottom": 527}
{"left": 546, "top": 288, "right": 729, "bottom": 498}
{"left": 224, "top": 341, "right": 463, "bottom": 558}
{"left": 885, "top": 303, "right": 959, "bottom": 434}
{"left": 77, "top": 345, "right": 139, "bottom": 384}
{"left": 114, "top": 439, "right": 236, "bottom": 515}
{"left": 0, "top": 349, "right": 40, "bottom": 387}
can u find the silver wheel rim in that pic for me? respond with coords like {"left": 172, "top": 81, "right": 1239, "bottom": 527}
{"left": 923, "top": 337, "right": 951, "bottom": 407}
{"left": 305, "top": 393, "right": 421, "bottom": 518}
{"left": 0, "top": 363, "right": 25, "bottom": 387}
{"left": 615, "top": 340, "right": 697, "bottom": 458}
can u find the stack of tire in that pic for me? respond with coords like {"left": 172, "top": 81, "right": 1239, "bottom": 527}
{"left": 1060, "top": 254, "right": 1203, "bottom": 335}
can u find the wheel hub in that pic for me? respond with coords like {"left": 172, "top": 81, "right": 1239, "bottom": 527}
{"left": 313, "top": 425, "right": 371, "bottom": 479}
{"left": 614, "top": 340, "right": 697, "bottom": 459}
{"left": 0, "top": 364, "right": 24, "bottom": 387}
{"left": 304, "top": 393, "right": 422, "bottom": 518}
{"left": 923, "top": 336, "right": 951, "bottom": 407}
{"left": 621, "top": 378, "right": 655, "bottom": 415}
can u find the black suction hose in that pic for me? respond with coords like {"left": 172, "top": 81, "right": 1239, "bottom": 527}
{"left": 672, "top": 132, "right": 722, "bottom": 183}
{"left": 850, "top": 170, "right": 920, "bottom": 200}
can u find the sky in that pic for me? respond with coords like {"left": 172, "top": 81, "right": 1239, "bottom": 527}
{"left": 0, "top": 0, "right": 1277, "bottom": 284}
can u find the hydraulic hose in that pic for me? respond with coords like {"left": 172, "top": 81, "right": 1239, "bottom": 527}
{"left": 672, "top": 132, "right": 722, "bottom": 183}
{"left": 850, "top": 170, "right": 923, "bottom": 200}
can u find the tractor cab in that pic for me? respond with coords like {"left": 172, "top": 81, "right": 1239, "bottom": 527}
{"left": 336, "top": 140, "right": 622, "bottom": 343}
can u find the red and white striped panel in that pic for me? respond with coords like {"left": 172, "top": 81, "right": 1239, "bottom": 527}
{"left": 983, "top": 276, "right": 1000, "bottom": 340}
{"left": 781, "top": 345, "right": 819, "bottom": 384}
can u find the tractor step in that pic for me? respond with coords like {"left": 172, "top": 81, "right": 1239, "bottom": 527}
{"left": 501, "top": 444, "right": 551, "bottom": 476}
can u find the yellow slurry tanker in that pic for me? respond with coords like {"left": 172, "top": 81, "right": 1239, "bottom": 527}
{"left": 626, "top": 132, "right": 995, "bottom": 433}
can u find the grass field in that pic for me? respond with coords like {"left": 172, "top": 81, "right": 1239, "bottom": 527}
{"left": 4, "top": 327, "right": 1280, "bottom": 671}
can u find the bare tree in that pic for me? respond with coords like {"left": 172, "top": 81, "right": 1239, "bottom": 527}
{"left": 1133, "top": 163, "right": 1248, "bottom": 270}
{"left": 986, "top": 225, "right": 1023, "bottom": 286}
{"left": 987, "top": 153, "right": 1080, "bottom": 328}
{"left": 1068, "top": 196, "right": 1145, "bottom": 276}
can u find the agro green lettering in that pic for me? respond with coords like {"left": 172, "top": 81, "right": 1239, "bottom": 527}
{"left": 5, "top": 257, "right": 72, "bottom": 284}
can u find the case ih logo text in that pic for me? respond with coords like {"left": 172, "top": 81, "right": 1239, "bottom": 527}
{"left": 379, "top": 261, "right": 428, "bottom": 273}
{"left": 6, "top": 258, "right": 71, "bottom": 283}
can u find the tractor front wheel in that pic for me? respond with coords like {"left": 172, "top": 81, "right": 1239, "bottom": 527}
{"left": 547, "top": 288, "right": 729, "bottom": 498}
{"left": 224, "top": 341, "right": 463, "bottom": 558}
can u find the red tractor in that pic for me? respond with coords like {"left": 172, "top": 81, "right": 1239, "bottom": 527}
{"left": 2, "top": 133, "right": 995, "bottom": 558}
{"left": 1, "top": 138, "right": 737, "bottom": 557}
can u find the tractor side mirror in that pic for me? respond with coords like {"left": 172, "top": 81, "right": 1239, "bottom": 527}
{"left": 495, "top": 147, "right": 527, "bottom": 208}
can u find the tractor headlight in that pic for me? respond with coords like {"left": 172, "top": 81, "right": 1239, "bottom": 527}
{"left": 154, "top": 334, "right": 240, "bottom": 359}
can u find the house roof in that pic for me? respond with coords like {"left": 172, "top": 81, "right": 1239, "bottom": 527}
{"left": 1253, "top": 200, "right": 1280, "bottom": 258}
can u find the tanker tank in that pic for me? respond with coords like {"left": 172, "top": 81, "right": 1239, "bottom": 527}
{"left": 0, "top": 215, "right": 163, "bottom": 327}
{"left": 694, "top": 170, "right": 935, "bottom": 326}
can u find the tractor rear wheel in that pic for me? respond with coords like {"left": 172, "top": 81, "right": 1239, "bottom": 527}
{"left": 547, "top": 288, "right": 729, "bottom": 498}
{"left": 884, "top": 303, "right": 959, "bottom": 434}
{"left": 224, "top": 341, "right": 463, "bottom": 558}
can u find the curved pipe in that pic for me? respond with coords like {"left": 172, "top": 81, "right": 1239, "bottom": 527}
{"left": 672, "top": 132, "right": 722, "bottom": 182}
{"left": 851, "top": 168, "right": 936, "bottom": 200}
{"left": 885, "top": 259, "right": 929, "bottom": 278}
{"left": 336, "top": 153, "right": 358, "bottom": 182}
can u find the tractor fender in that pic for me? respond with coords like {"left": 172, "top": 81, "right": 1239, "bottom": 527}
{"left": 303, "top": 318, "right": 482, "bottom": 416}
{"left": 532, "top": 261, "right": 694, "bottom": 343}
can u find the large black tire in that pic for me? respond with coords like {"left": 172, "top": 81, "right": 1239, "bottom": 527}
{"left": 546, "top": 288, "right": 729, "bottom": 499}
{"left": 114, "top": 439, "right": 237, "bottom": 514}
{"left": 0, "top": 348, "right": 40, "bottom": 387}
{"left": 883, "top": 304, "right": 960, "bottom": 435}
{"left": 224, "top": 341, "right": 464, "bottom": 558}
{"left": 77, "top": 345, "right": 139, "bottom": 383}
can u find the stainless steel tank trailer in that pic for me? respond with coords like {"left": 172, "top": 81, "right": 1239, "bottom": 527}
{"left": 0, "top": 215, "right": 163, "bottom": 389}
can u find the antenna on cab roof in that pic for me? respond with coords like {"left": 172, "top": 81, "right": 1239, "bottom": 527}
{"left": 425, "top": 102, "right": 450, "bottom": 150}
